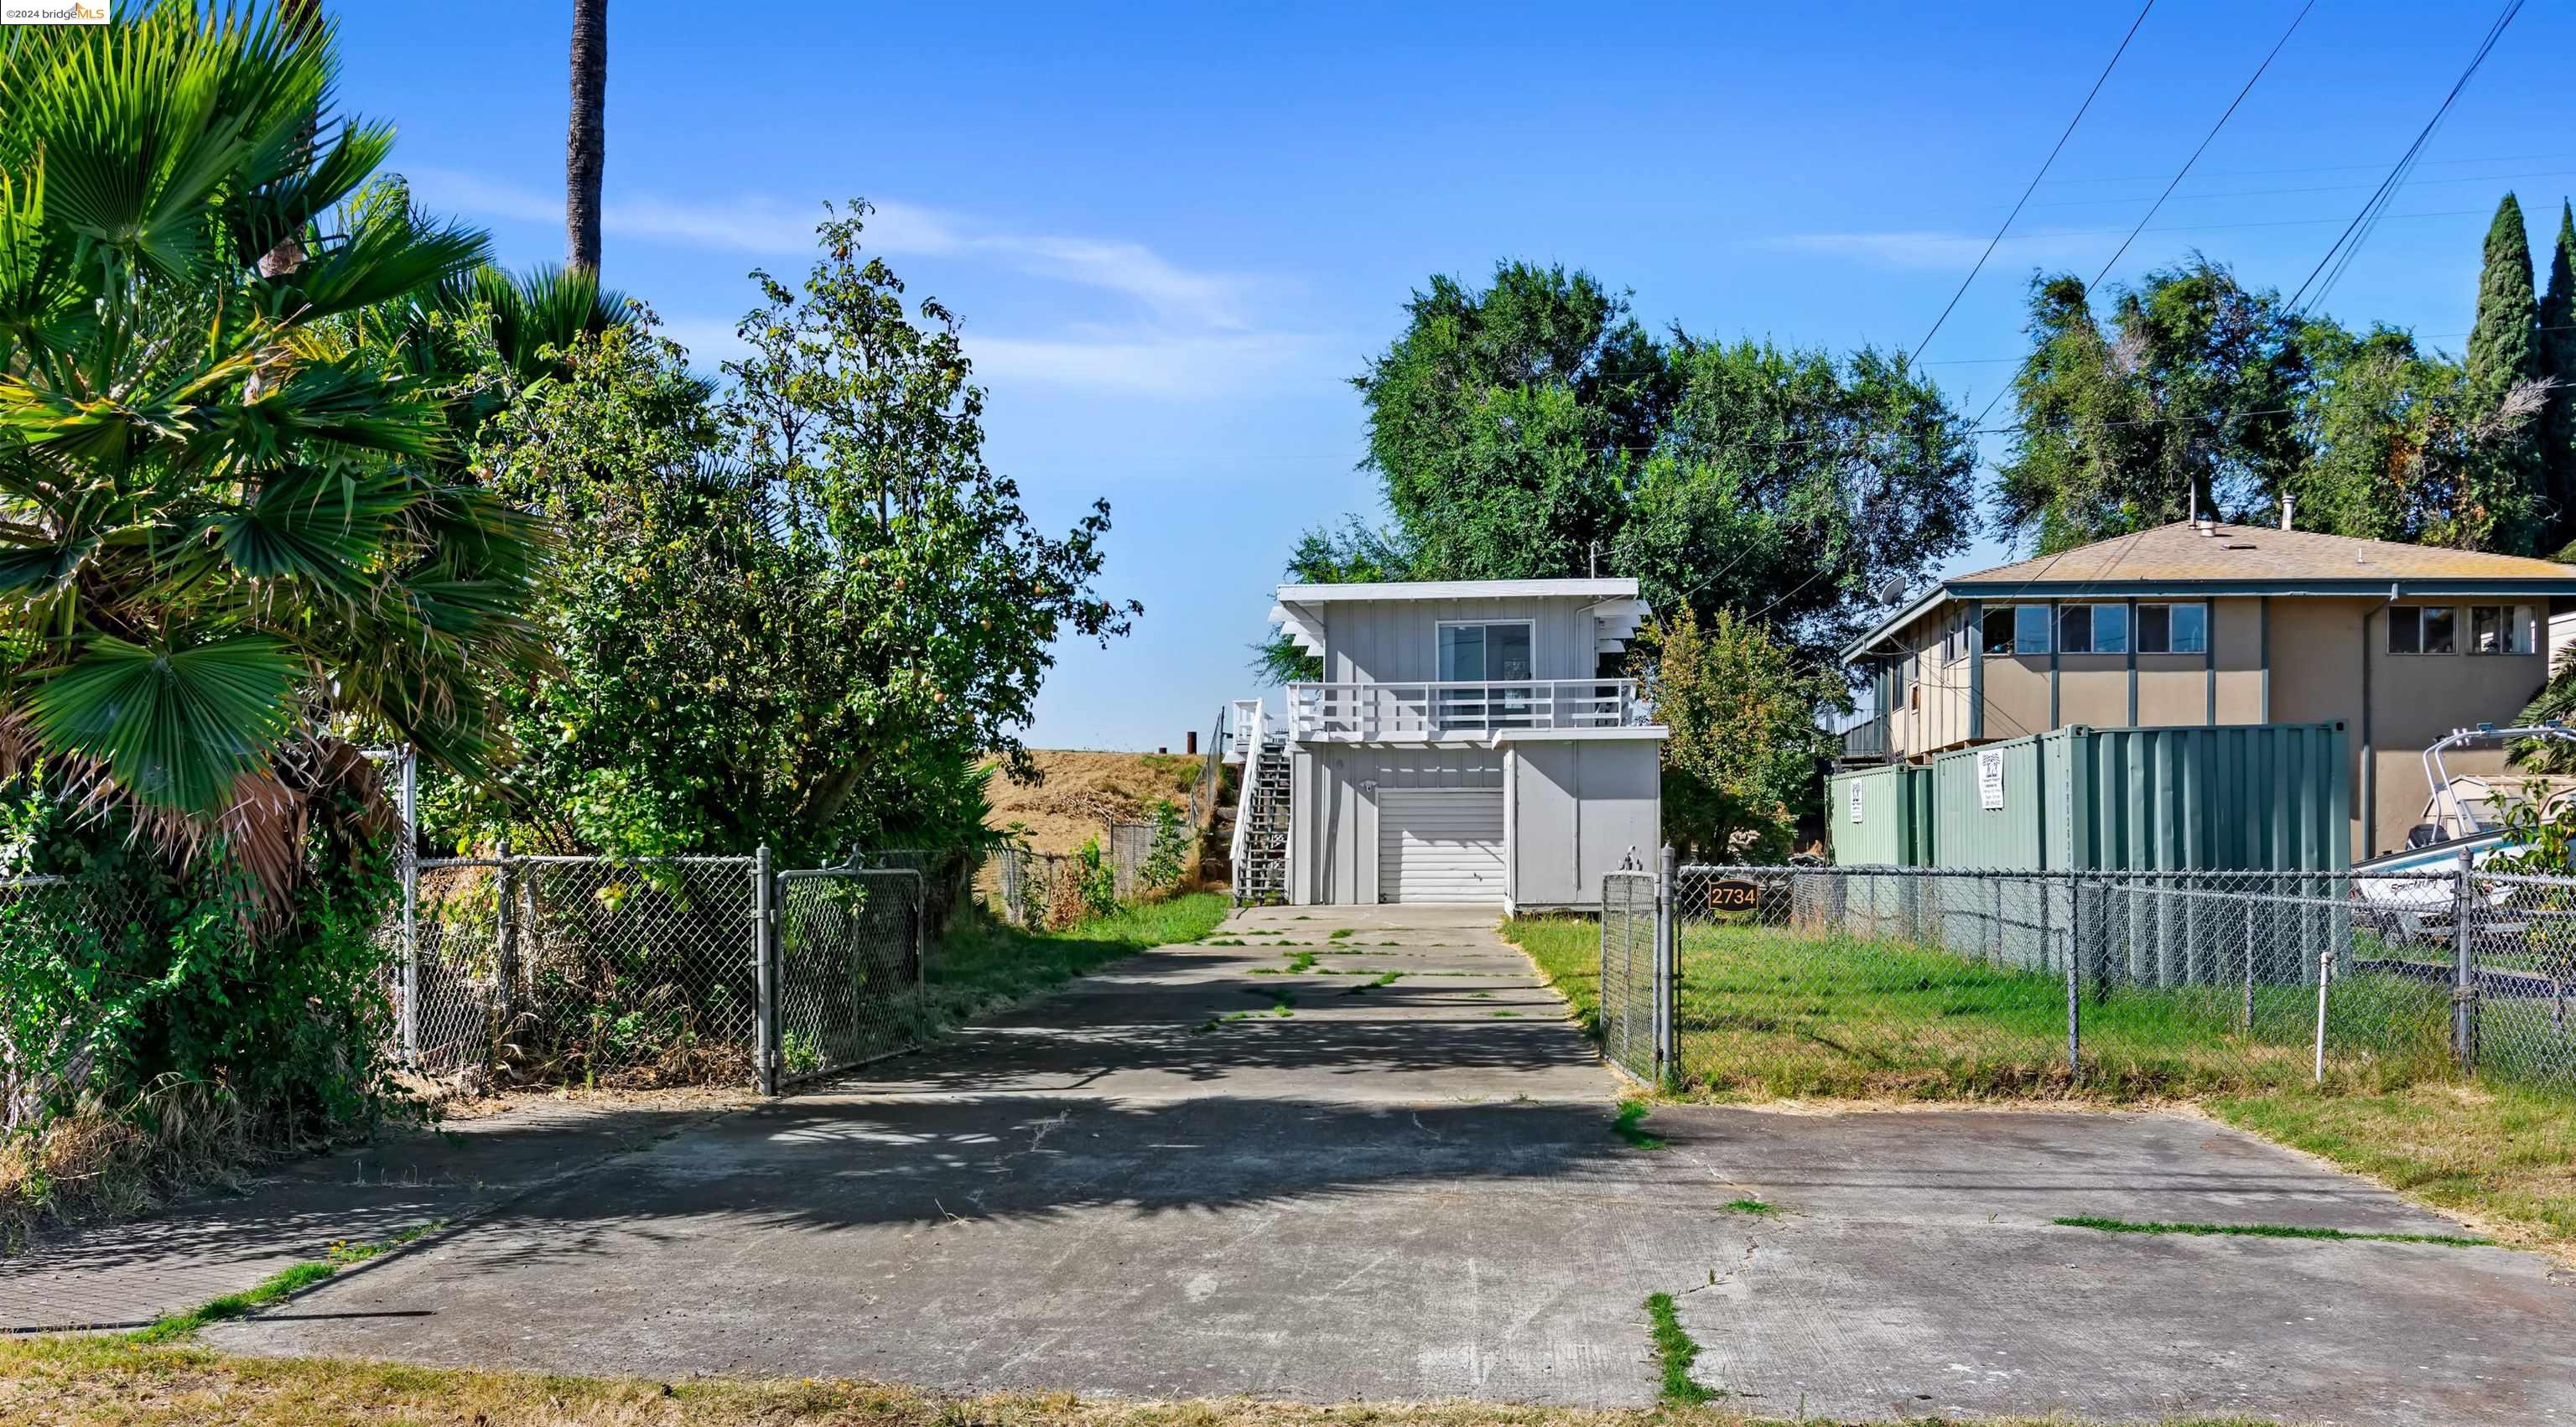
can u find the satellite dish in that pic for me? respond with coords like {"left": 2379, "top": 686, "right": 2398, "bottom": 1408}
{"left": 1871, "top": 576, "right": 1912, "bottom": 605}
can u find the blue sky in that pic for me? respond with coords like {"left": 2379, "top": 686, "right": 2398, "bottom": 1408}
{"left": 335, "top": 0, "right": 2573, "bottom": 750}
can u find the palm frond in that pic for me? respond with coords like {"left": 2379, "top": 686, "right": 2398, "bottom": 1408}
{"left": 209, "top": 463, "right": 415, "bottom": 601}
{"left": 22, "top": 633, "right": 302, "bottom": 814}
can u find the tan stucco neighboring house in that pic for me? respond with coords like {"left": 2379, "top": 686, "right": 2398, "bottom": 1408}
{"left": 1839, "top": 518, "right": 2576, "bottom": 861}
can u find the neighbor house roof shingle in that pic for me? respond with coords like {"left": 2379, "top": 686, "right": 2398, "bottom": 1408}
{"left": 1956, "top": 521, "right": 2576, "bottom": 587}
{"left": 1840, "top": 520, "right": 2576, "bottom": 662}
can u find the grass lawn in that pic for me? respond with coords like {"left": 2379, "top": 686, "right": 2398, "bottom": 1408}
{"left": 0, "top": 1335, "right": 2295, "bottom": 1426}
{"left": 924, "top": 891, "right": 1229, "bottom": 1031}
{"left": 1504, "top": 915, "right": 2453, "bottom": 1101}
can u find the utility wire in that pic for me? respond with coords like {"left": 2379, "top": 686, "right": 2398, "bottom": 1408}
{"left": 2083, "top": 0, "right": 2316, "bottom": 299}
{"left": 2287, "top": 0, "right": 2526, "bottom": 315}
{"left": 1962, "top": 0, "right": 2316, "bottom": 440}
{"left": 1904, "top": 0, "right": 2158, "bottom": 371}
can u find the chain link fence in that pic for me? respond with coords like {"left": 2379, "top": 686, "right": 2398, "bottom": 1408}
{"left": 0, "top": 874, "right": 149, "bottom": 1134}
{"left": 391, "top": 853, "right": 928, "bottom": 1094}
{"left": 1602, "top": 859, "right": 2576, "bottom": 1099}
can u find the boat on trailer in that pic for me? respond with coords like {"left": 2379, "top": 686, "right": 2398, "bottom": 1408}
{"left": 2352, "top": 724, "right": 2576, "bottom": 935}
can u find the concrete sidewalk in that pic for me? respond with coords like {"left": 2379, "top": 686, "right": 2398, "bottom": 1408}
{"left": 2, "top": 1093, "right": 740, "bottom": 1335}
{"left": 181, "top": 903, "right": 2576, "bottom": 1422}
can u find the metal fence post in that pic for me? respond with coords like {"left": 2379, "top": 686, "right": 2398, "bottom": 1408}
{"left": 1656, "top": 845, "right": 1678, "bottom": 1085}
{"left": 2452, "top": 849, "right": 2478, "bottom": 1074}
{"left": 755, "top": 843, "right": 777, "bottom": 1096}
{"left": 398, "top": 745, "right": 419, "bottom": 1065}
{"left": 495, "top": 833, "right": 519, "bottom": 1033}
{"left": 2064, "top": 874, "right": 2082, "bottom": 1079}
{"left": 2241, "top": 897, "right": 2256, "bottom": 1034}
{"left": 2313, "top": 946, "right": 2333, "bottom": 1084}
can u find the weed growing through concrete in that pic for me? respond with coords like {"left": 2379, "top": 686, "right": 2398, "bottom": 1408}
{"left": 1490, "top": 1010, "right": 1519, "bottom": 1018}
{"left": 1471, "top": 991, "right": 1493, "bottom": 999}
{"left": 1722, "top": 1198, "right": 1778, "bottom": 1217}
{"left": 1642, "top": 1291, "right": 1718, "bottom": 1404}
{"left": 130, "top": 1222, "right": 444, "bottom": 1344}
{"left": 1344, "top": 970, "right": 1405, "bottom": 996}
{"left": 1192, "top": 1019, "right": 1219, "bottom": 1035}
{"left": 1328, "top": 928, "right": 1355, "bottom": 941}
{"left": 1285, "top": 950, "right": 1318, "bottom": 973}
{"left": 1611, "top": 1099, "right": 1666, "bottom": 1150}
{"left": 2054, "top": 1215, "right": 2489, "bottom": 1247}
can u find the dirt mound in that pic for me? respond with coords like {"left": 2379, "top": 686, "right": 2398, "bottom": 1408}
{"left": 984, "top": 750, "right": 1205, "bottom": 855}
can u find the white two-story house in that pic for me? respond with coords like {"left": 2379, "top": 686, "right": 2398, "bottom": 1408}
{"left": 1228, "top": 579, "right": 1666, "bottom": 911}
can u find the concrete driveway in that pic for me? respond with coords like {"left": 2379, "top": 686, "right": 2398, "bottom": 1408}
{"left": 205, "top": 903, "right": 2576, "bottom": 1421}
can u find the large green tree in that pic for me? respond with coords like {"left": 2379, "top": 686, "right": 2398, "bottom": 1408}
{"left": 0, "top": 5, "right": 534, "bottom": 869}
{"left": 1636, "top": 607, "right": 1839, "bottom": 863}
{"left": 1335, "top": 261, "right": 1974, "bottom": 664}
{"left": 438, "top": 205, "right": 1136, "bottom": 865}
{"left": 0, "top": 4, "right": 541, "bottom": 1134}
{"left": 2461, "top": 194, "right": 2546, "bottom": 553}
{"left": 2537, "top": 200, "right": 2576, "bottom": 554}
{"left": 1994, "top": 261, "right": 2310, "bottom": 553}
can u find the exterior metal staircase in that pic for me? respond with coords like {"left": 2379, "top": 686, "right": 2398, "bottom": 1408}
{"left": 1226, "top": 699, "right": 1291, "bottom": 905}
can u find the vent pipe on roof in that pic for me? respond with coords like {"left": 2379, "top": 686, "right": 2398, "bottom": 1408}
{"left": 2282, "top": 495, "right": 2295, "bottom": 532}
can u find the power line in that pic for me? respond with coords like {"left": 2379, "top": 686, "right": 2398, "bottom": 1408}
{"left": 1923, "top": 322, "right": 2576, "bottom": 371}
{"left": 1904, "top": 0, "right": 2157, "bottom": 371}
{"left": 2028, "top": 149, "right": 2576, "bottom": 188}
{"left": 2018, "top": 163, "right": 2576, "bottom": 210}
{"left": 1962, "top": 0, "right": 2316, "bottom": 440}
{"left": 2082, "top": 0, "right": 2316, "bottom": 297}
{"left": 2288, "top": 0, "right": 2526, "bottom": 315}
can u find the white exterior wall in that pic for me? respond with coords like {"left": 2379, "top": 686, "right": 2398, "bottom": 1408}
{"left": 1287, "top": 739, "right": 1659, "bottom": 908}
{"left": 1506, "top": 737, "right": 1663, "bottom": 911}
{"left": 1320, "top": 595, "right": 1608, "bottom": 684}
{"left": 1291, "top": 745, "right": 1507, "bottom": 905}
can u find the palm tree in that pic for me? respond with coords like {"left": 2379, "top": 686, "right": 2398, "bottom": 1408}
{"left": 567, "top": 0, "right": 606, "bottom": 271}
{"left": 0, "top": 3, "right": 547, "bottom": 903}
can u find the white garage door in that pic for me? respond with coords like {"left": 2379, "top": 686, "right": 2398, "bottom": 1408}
{"left": 1378, "top": 789, "right": 1506, "bottom": 904}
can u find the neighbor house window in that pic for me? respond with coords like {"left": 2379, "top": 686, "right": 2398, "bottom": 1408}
{"left": 2389, "top": 605, "right": 2456, "bottom": 655}
{"left": 1983, "top": 604, "right": 2050, "bottom": 655}
{"left": 2470, "top": 605, "right": 2535, "bottom": 655}
{"left": 2136, "top": 602, "right": 2208, "bottom": 654}
{"left": 2057, "top": 602, "right": 2127, "bottom": 655}
{"left": 1436, "top": 620, "right": 1534, "bottom": 682}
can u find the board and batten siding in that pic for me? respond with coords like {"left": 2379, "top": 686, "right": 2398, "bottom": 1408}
{"left": 1321, "top": 596, "right": 1607, "bottom": 685}
{"left": 1291, "top": 745, "right": 1504, "bottom": 904}
{"left": 1507, "top": 738, "right": 1661, "bottom": 910}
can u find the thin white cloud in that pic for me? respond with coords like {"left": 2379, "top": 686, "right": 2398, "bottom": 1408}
{"left": 406, "top": 168, "right": 1243, "bottom": 328}
{"left": 647, "top": 319, "right": 1332, "bottom": 401}
{"left": 1754, "top": 229, "right": 2110, "bottom": 272}
{"left": 966, "top": 330, "right": 1328, "bottom": 397}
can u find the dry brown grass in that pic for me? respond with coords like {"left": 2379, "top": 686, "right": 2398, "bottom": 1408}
{"left": 2205, "top": 1081, "right": 2576, "bottom": 1266}
{"left": 2, "top": 1079, "right": 340, "bottom": 1256}
{"left": 984, "top": 750, "right": 1203, "bottom": 857}
{"left": 0, "top": 1337, "right": 2284, "bottom": 1426}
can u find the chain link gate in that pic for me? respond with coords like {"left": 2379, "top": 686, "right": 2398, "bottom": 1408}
{"left": 1596, "top": 854, "right": 1673, "bottom": 1084}
{"left": 768, "top": 865, "right": 928, "bottom": 1089}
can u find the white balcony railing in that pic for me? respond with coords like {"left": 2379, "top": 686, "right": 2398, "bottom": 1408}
{"left": 1285, "top": 680, "right": 1649, "bottom": 741}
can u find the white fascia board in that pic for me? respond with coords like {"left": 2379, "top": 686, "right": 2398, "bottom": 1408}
{"left": 1275, "top": 578, "right": 1639, "bottom": 603}
{"left": 1494, "top": 726, "right": 1670, "bottom": 743}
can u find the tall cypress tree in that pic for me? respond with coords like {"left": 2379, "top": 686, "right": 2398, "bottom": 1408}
{"left": 2464, "top": 193, "right": 2545, "bottom": 553}
{"left": 2538, "top": 200, "right": 2576, "bottom": 555}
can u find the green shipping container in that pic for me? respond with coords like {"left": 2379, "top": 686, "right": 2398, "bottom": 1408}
{"left": 1826, "top": 763, "right": 1932, "bottom": 865}
{"left": 1841, "top": 722, "right": 2348, "bottom": 874}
